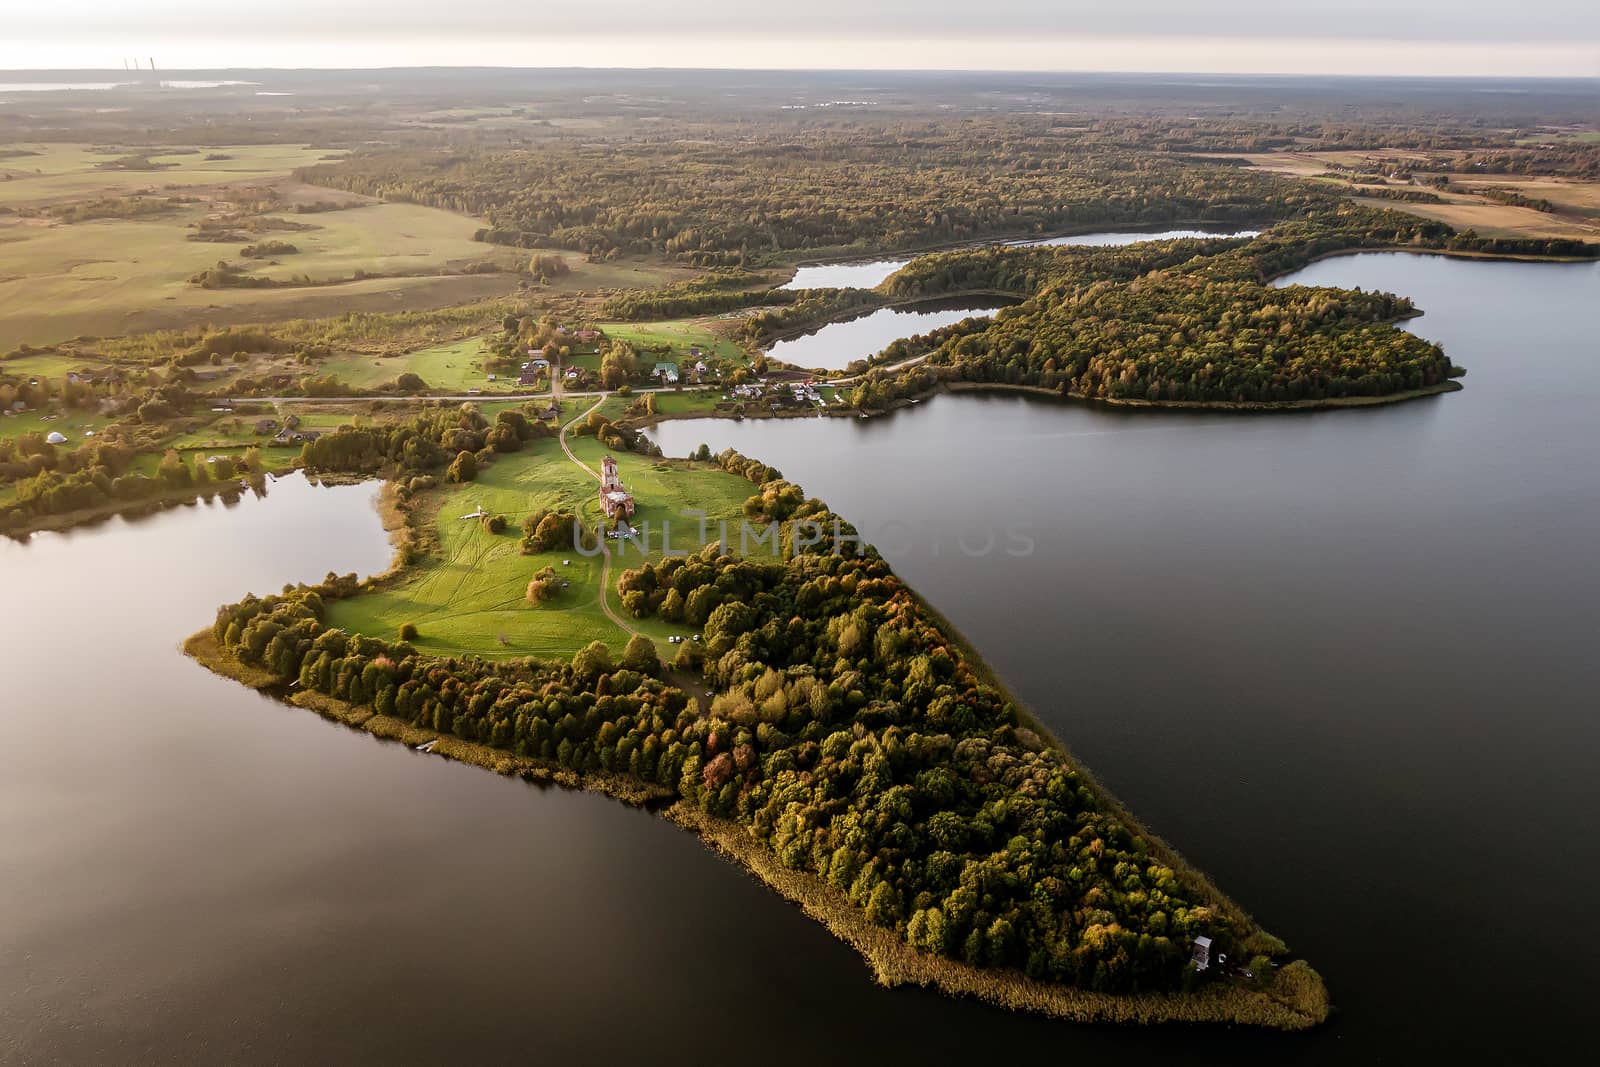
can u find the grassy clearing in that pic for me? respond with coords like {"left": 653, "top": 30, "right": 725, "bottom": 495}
{"left": 638, "top": 389, "right": 727, "bottom": 420}
{"left": 0, "top": 409, "right": 110, "bottom": 441}
{"left": 322, "top": 440, "right": 751, "bottom": 662}
{"left": 599, "top": 318, "right": 747, "bottom": 363}
{"left": 317, "top": 336, "right": 501, "bottom": 392}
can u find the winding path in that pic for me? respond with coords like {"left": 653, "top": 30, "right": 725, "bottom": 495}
{"left": 558, "top": 393, "right": 647, "bottom": 645}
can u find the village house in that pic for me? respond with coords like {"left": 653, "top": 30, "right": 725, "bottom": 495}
{"left": 653, "top": 362, "right": 680, "bottom": 384}
{"left": 1190, "top": 936, "right": 1214, "bottom": 972}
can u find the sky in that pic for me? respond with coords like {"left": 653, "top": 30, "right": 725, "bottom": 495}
{"left": 3, "top": 0, "right": 1597, "bottom": 77}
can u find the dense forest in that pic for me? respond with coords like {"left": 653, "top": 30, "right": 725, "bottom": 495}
{"left": 815, "top": 203, "right": 1600, "bottom": 406}
{"left": 206, "top": 493, "right": 1324, "bottom": 1022}
{"left": 295, "top": 119, "right": 1329, "bottom": 264}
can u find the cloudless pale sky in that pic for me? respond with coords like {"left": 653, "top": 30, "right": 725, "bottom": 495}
{"left": 3, "top": 1, "right": 1597, "bottom": 76}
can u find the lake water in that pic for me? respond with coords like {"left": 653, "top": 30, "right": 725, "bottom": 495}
{"left": 1008, "top": 226, "right": 1259, "bottom": 248}
{"left": 781, "top": 226, "right": 1262, "bottom": 290}
{"left": 764, "top": 298, "right": 1004, "bottom": 371}
{"left": 4, "top": 252, "right": 1595, "bottom": 1063}
{"left": 652, "top": 252, "right": 1600, "bottom": 1063}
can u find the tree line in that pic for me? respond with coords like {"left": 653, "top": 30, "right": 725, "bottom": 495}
{"left": 295, "top": 117, "right": 1329, "bottom": 264}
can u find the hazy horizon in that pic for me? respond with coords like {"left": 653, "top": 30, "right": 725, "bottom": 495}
{"left": 3, "top": 1, "right": 1597, "bottom": 78}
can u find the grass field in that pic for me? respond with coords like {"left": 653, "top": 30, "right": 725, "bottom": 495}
{"left": 0, "top": 144, "right": 337, "bottom": 208}
{"left": 323, "top": 439, "right": 753, "bottom": 662}
{"left": 600, "top": 319, "right": 747, "bottom": 363}
{"left": 1349, "top": 196, "right": 1600, "bottom": 241}
{"left": 0, "top": 199, "right": 512, "bottom": 351}
{"left": 317, "top": 337, "right": 502, "bottom": 392}
{"left": 1216, "top": 148, "right": 1600, "bottom": 241}
{"left": 0, "top": 409, "right": 110, "bottom": 441}
{"left": 0, "top": 350, "right": 112, "bottom": 376}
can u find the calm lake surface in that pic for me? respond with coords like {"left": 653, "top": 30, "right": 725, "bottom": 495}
{"left": 653, "top": 252, "right": 1600, "bottom": 1064}
{"left": 765, "top": 298, "right": 1003, "bottom": 371}
{"left": 781, "top": 225, "right": 1261, "bottom": 290}
{"left": 3, "top": 252, "right": 1595, "bottom": 1064}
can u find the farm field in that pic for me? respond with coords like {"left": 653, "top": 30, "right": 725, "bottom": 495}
{"left": 1215, "top": 149, "right": 1600, "bottom": 240}
{"left": 1350, "top": 195, "right": 1600, "bottom": 241}
{"left": 323, "top": 437, "right": 752, "bottom": 661}
{"left": 0, "top": 200, "right": 513, "bottom": 351}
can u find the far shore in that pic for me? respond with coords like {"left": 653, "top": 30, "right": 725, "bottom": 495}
{"left": 754, "top": 288, "right": 1019, "bottom": 352}
{"left": 1265, "top": 243, "right": 1599, "bottom": 284}
{"left": 776, "top": 218, "right": 1271, "bottom": 277}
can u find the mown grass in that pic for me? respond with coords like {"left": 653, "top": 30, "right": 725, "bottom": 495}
{"left": 599, "top": 318, "right": 747, "bottom": 363}
{"left": 0, "top": 409, "right": 110, "bottom": 441}
{"left": 311, "top": 335, "right": 551, "bottom": 394}
{"left": 322, "top": 440, "right": 752, "bottom": 661}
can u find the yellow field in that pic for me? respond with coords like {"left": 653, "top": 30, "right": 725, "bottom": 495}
{"left": 0, "top": 202, "right": 521, "bottom": 350}
{"left": 1215, "top": 149, "right": 1600, "bottom": 241}
{"left": 0, "top": 143, "right": 337, "bottom": 207}
{"left": 1352, "top": 196, "right": 1600, "bottom": 241}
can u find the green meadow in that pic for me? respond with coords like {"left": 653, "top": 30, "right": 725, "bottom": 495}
{"left": 323, "top": 436, "right": 753, "bottom": 662}
{"left": 599, "top": 319, "right": 746, "bottom": 363}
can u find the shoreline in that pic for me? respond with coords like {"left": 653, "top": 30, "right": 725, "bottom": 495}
{"left": 754, "top": 289, "right": 1020, "bottom": 353}
{"left": 940, "top": 378, "right": 1464, "bottom": 413}
{"left": 776, "top": 219, "right": 1272, "bottom": 276}
{"left": 670, "top": 805, "right": 1326, "bottom": 1029}
{"left": 182, "top": 630, "right": 671, "bottom": 806}
{"left": 1, "top": 467, "right": 294, "bottom": 540}
{"left": 1265, "top": 244, "right": 1599, "bottom": 284}
{"left": 183, "top": 624, "right": 1327, "bottom": 1029}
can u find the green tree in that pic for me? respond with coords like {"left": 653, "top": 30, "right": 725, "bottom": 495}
{"left": 622, "top": 634, "right": 660, "bottom": 675}
{"left": 447, "top": 450, "right": 477, "bottom": 482}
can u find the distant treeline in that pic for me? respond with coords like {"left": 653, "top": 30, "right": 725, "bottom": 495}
{"left": 296, "top": 117, "right": 1324, "bottom": 263}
